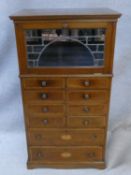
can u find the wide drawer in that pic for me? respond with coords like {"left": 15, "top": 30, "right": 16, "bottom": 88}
{"left": 68, "top": 105, "right": 108, "bottom": 116}
{"left": 67, "top": 77, "right": 111, "bottom": 89}
{"left": 22, "top": 77, "right": 65, "bottom": 89}
{"left": 28, "top": 117, "right": 65, "bottom": 128}
{"left": 67, "top": 90, "right": 109, "bottom": 104}
{"left": 30, "top": 146, "right": 103, "bottom": 162}
{"left": 27, "top": 104, "right": 65, "bottom": 116}
{"left": 23, "top": 90, "right": 65, "bottom": 104}
{"left": 29, "top": 129, "right": 105, "bottom": 146}
{"left": 67, "top": 116, "right": 106, "bottom": 128}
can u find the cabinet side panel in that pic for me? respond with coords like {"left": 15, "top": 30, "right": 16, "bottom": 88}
{"left": 20, "top": 78, "right": 31, "bottom": 162}
{"left": 104, "top": 22, "right": 117, "bottom": 73}
{"left": 14, "top": 23, "right": 27, "bottom": 73}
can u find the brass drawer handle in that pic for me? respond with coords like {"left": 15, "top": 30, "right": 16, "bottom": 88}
{"left": 91, "top": 134, "right": 97, "bottom": 139}
{"left": 42, "top": 107, "right": 48, "bottom": 112}
{"left": 83, "top": 107, "right": 89, "bottom": 112}
{"left": 87, "top": 152, "right": 96, "bottom": 158}
{"left": 61, "top": 152, "right": 71, "bottom": 158}
{"left": 42, "top": 119, "right": 48, "bottom": 125}
{"left": 41, "top": 93, "right": 48, "bottom": 99}
{"left": 84, "top": 81, "right": 90, "bottom": 87}
{"left": 83, "top": 94, "right": 90, "bottom": 100}
{"left": 36, "top": 152, "right": 43, "bottom": 159}
{"left": 41, "top": 81, "right": 47, "bottom": 87}
{"left": 35, "top": 134, "right": 42, "bottom": 140}
{"left": 83, "top": 120, "right": 90, "bottom": 126}
{"left": 61, "top": 134, "right": 72, "bottom": 140}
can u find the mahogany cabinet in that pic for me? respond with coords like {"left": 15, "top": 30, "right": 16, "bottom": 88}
{"left": 10, "top": 8, "right": 121, "bottom": 169}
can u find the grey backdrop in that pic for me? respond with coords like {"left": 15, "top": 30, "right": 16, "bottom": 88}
{"left": 0, "top": 0, "right": 131, "bottom": 174}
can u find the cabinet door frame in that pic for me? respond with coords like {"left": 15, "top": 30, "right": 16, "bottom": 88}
{"left": 14, "top": 20, "right": 116, "bottom": 75}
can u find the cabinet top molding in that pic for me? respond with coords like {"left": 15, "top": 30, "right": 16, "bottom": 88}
{"left": 10, "top": 8, "right": 121, "bottom": 21}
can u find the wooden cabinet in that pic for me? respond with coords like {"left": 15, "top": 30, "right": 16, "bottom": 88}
{"left": 10, "top": 8, "right": 121, "bottom": 169}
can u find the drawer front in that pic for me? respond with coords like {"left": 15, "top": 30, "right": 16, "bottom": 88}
{"left": 22, "top": 77, "right": 65, "bottom": 89}
{"left": 30, "top": 147, "right": 103, "bottom": 162}
{"left": 24, "top": 90, "right": 65, "bottom": 103}
{"left": 67, "top": 77, "right": 111, "bottom": 89}
{"left": 68, "top": 105, "right": 108, "bottom": 116}
{"left": 67, "top": 116, "right": 106, "bottom": 128}
{"left": 28, "top": 117, "right": 65, "bottom": 128}
{"left": 67, "top": 90, "right": 109, "bottom": 104}
{"left": 29, "top": 129, "right": 105, "bottom": 146}
{"left": 27, "top": 104, "right": 65, "bottom": 116}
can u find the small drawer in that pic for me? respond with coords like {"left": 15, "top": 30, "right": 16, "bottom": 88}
{"left": 67, "top": 90, "right": 109, "bottom": 104}
{"left": 30, "top": 146, "right": 103, "bottom": 162}
{"left": 67, "top": 77, "right": 111, "bottom": 89}
{"left": 22, "top": 77, "right": 65, "bottom": 89}
{"left": 67, "top": 116, "right": 106, "bottom": 128}
{"left": 27, "top": 104, "right": 65, "bottom": 116}
{"left": 68, "top": 105, "right": 108, "bottom": 116}
{"left": 24, "top": 90, "right": 65, "bottom": 104}
{"left": 29, "top": 129, "right": 105, "bottom": 146}
{"left": 28, "top": 117, "right": 65, "bottom": 128}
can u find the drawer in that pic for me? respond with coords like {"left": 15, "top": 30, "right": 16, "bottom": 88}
{"left": 30, "top": 146, "right": 103, "bottom": 162}
{"left": 27, "top": 104, "right": 65, "bottom": 116}
{"left": 29, "top": 129, "right": 105, "bottom": 146}
{"left": 24, "top": 90, "right": 65, "bottom": 104}
{"left": 67, "top": 77, "right": 111, "bottom": 89}
{"left": 67, "top": 90, "right": 109, "bottom": 104}
{"left": 67, "top": 116, "right": 106, "bottom": 128}
{"left": 28, "top": 117, "right": 65, "bottom": 128}
{"left": 68, "top": 105, "right": 108, "bottom": 116}
{"left": 22, "top": 77, "right": 65, "bottom": 89}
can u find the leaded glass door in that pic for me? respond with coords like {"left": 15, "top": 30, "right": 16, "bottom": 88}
{"left": 17, "top": 21, "right": 112, "bottom": 74}
{"left": 25, "top": 28, "right": 106, "bottom": 68}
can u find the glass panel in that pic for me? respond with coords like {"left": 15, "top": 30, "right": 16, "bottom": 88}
{"left": 25, "top": 28, "right": 106, "bottom": 67}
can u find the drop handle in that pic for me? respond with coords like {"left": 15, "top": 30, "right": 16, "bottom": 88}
{"left": 42, "top": 107, "right": 48, "bottom": 113}
{"left": 41, "top": 93, "right": 48, "bottom": 99}
{"left": 83, "top": 107, "right": 89, "bottom": 112}
{"left": 83, "top": 94, "right": 90, "bottom": 100}
{"left": 41, "top": 81, "right": 47, "bottom": 87}
{"left": 42, "top": 119, "right": 48, "bottom": 125}
{"left": 86, "top": 152, "right": 96, "bottom": 158}
{"left": 83, "top": 120, "right": 90, "bottom": 126}
{"left": 36, "top": 152, "right": 43, "bottom": 159}
{"left": 35, "top": 134, "right": 42, "bottom": 140}
{"left": 91, "top": 134, "right": 97, "bottom": 139}
{"left": 84, "top": 81, "right": 90, "bottom": 87}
